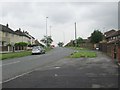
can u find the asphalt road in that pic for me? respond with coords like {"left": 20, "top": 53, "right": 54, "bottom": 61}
{"left": 2, "top": 47, "right": 73, "bottom": 83}
{"left": 2, "top": 47, "right": 119, "bottom": 88}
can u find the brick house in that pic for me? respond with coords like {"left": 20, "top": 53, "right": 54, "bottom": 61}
{"left": 106, "top": 30, "right": 120, "bottom": 64}
{"left": 99, "top": 30, "right": 120, "bottom": 64}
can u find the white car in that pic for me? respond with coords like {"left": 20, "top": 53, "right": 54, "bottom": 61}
{"left": 32, "top": 46, "right": 45, "bottom": 55}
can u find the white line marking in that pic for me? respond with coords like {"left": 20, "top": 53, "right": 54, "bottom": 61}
{"left": 92, "top": 84, "right": 101, "bottom": 88}
{"left": 1, "top": 70, "right": 34, "bottom": 84}
{"left": 0, "top": 61, "right": 20, "bottom": 67}
{"left": 55, "top": 67, "right": 61, "bottom": 69}
{"left": 55, "top": 74, "right": 58, "bottom": 77}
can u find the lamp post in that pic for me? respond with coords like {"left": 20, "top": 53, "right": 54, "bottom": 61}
{"left": 50, "top": 25, "right": 52, "bottom": 37}
{"left": 46, "top": 17, "right": 48, "bottom": 47}
{"left": 75, "top": 22, "right": 77, "bottom": 47}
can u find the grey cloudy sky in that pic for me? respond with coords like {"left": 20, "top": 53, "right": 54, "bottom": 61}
{"left": 0, "top": 0, "right": 119, "bottom": 45}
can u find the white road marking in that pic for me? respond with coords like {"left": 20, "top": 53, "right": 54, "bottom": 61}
{"left": 1, "top": 70, "right": 34, "bottom": 84}
{"left": 55, "top": 66, "right": 61, "bottom": 69}
{"left": 92, "top": 84, "right": 101, "bottom": 88}
{"left": 0, "top": 61, "right": 20, "bottom": 67}
{"left": 55, "top": 74, "right": 58, "bottom": 77}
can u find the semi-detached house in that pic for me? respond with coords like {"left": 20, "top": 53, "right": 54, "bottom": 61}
{"left": 0, "top": 24, "right": 35, "bottom": 51}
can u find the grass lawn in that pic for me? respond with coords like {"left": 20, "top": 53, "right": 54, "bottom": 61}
{"left": 68, "top": 47, "right": 97, "bottom": 58}
{"left": 45, "top": 47, "right": 52, "bottom": 52}
{"left": 69, "top": 51, "right": 97, "bottom": 58}
{"left": 67, "top": 46, "right": 89, "bottom": 51}
{"left": 0, "top": 51, "right": 32, "bottom": 60}
{"left": 0, "top": 47, "right": 53, "bottom": 60}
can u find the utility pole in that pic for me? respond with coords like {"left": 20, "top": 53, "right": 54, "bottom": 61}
{"left": 46, "top": 17, "right": 48, "bottom": 47}
{"left": 75, "top": 22, "right": 77, "bottom": 47}
{"left": 63, "top": 31, "right": 65, "bottom": 44}
{"left": 50, "top": 25, "right": 52, "bottom": 37}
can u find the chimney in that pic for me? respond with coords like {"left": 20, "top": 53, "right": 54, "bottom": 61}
{"left": 19, "top": 28, "right": 21, "bottom": 31}
{"left": 6, "top": 23, "right": 9, "bottom": 27}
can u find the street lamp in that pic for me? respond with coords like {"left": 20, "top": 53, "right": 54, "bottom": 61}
{"left": 75, "top": 22, "right": 77, "bottom": 47}
{"left": 50, "top": 25, "right": 52, "bottom": 37}
{"left": 46, "top": 17, "right": 48, "bottom": 47}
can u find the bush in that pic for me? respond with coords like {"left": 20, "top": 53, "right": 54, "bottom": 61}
{"left": 15, "top": 42, "right": 28, "bottom": 46}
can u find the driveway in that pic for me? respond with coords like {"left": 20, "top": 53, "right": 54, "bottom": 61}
{"left": 2, "top": 49, "right": 118, "bottom": 88}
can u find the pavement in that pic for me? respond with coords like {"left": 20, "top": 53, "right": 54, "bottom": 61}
{"left": 2, "top": 48, "right": 119, "bottom": 88}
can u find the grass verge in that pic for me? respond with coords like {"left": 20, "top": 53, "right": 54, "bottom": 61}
{"left": 0, "top": 51, "right": 32, "bottom": 60}
{"left": 0, "top": 47, "right": 53, "bottom": 60}
{"left": 45, "top": 47, "right": 53, "bottom": 52}
{"left": 67, "top": 47, "right": 97, "bottom": 58}
{"left": 69, "top": 51, "right": 97, "bottom": 58}
{"left": 67, "top": 46, "right": 89, "bottom": 51}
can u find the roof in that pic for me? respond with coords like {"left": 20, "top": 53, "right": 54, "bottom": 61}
{"left": 15, "top": 30, "right": 31, "bottom": 39}
{"left": 106, "top": 30, "right": 120, "bottom": 38}
{"left": 24, "top": 31, "right": 35, "bottom": 39}
{"left": 34, "top": 40, "right": 46, "bottom": 47}
{"left": 104, "top": 29, "right": 116, "bottom": 37}
{"left": 0, "top": 24, "right": 16, "bottom": 34}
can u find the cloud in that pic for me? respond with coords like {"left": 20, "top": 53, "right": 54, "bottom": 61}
{"left": 1, "top": 2, "right": 118, "bottom": 45}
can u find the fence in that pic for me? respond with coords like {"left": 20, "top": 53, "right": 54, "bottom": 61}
{"left": 99, "top": 42, "right": 120, "bottom": 64}
{"left": 0, "top": 46, "right": 28, "bottom": 52}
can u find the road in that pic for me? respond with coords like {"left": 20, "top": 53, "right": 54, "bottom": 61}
{"left": 2, "top": 47, "right": 73, "bottom": 83}
{"left": 2, "top": 47, "right": 119, "bottom": 88}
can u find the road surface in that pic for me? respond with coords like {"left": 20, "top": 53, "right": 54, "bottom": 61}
{"left": 2, "top": 47, "right": 73, "bottom": 83}
{"left": 2, "top": 47, "right": 119, "bottom": 88}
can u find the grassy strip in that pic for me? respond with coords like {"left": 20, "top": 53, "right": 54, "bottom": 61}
{"left": 0, "top": 51, "right": 32, "bottom": 60}
{"left": 67, "top": 47, "right": 97, "bottom": 58}
{"left": 45, "top": 47, "right": 53, "bottom": 52}
{"left": 69, "top": 51, "right": 97, "bottom": 58}
{"left": 0, "top": 47, "right": 53, "bottom": 60}
{"left": 67, "top": 46, "right": 89, "bottom": 51}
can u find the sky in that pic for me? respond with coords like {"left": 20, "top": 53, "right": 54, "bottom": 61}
{"left": 0, "top": 0, "right": 119, "bottom": 46}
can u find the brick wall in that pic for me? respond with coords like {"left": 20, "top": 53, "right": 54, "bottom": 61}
{"left": 118, "top": 46, "right": 120, "bottom": 63}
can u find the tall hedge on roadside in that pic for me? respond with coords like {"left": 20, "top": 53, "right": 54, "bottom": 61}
{"left": 15, "top": 42, "right": 28, "bottom": 46}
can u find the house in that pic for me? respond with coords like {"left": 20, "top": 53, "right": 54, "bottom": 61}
{"left": 104, "top": 29, "right": 116, "bottom": 37}
{"left": 0, "top": 24, "right": 36, "bottom": 52}
{"left": 99, "top": 29, "right": 120, "bottom": 64}
{"left": 15, "top": 28, "right": 31, "bottom": 44}
{"left": 34, "top": 39, "right": 46, "bottom": 47}
{"left": 106, "top": 30, "right": 120, "bottom": 64}
{"left": 0, "top": 24, "right": 17, "bottom": 46}
{"left": 23, "top": 31, "right": 35, "bottom": 45}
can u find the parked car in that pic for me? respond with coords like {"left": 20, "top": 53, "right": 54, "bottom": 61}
{"left": 32, "top": 46, "right": 45, "bottom": 55}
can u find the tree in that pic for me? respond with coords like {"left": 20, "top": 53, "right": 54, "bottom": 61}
{"left": 58, "top": 42, "right": 64, "bottom": 47}
{"left": 41, "top": 36, "right": 53, "bottom": 47}
{"left": 76, "top": 37, "right": 84, "bottom": 46}
{"left": 90, "top": 30, "right": 103, "bottom": 44}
